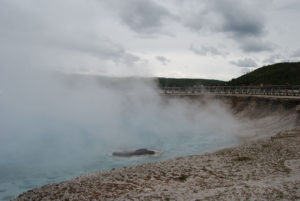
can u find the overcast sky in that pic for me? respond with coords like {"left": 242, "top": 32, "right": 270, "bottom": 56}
{"left": 1, "top": 0, "right": 300, "bottom": 80}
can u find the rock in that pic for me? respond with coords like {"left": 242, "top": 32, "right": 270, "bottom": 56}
{"left": 112, "top": 148, "right": 155, "bottom": 157}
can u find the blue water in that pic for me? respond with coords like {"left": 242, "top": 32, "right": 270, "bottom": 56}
{"left": 0, "top": 79, "right": 241, "bottom": 200}
{"left": 0, "top": 131, "right": 237, "bottom": 201}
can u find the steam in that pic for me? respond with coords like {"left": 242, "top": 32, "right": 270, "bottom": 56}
{"left": 0, "top": 69, "right": 242, "bottom": 170}
{"left": 0, "top": 68, "right": 248, "bottom": 201}
{"left": 0, "top": 72, "right": 239, "bottom": 169}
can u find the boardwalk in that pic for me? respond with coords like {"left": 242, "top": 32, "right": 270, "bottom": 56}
{"left": 161, "top": 85, "right": 300, "bottom": 97}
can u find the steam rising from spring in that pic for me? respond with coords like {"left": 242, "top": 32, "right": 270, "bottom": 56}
{"left": 0, "top": 70, "right": 243, "bottom": 164}
{"left": 0, "top": 70, "right": 243, "bottom": 198}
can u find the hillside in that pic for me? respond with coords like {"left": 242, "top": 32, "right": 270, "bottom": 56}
{"left": 228, "top": 62, "right": 300, "bottom": 86}
{"left": 157, "top": 78, "right": 225, "bottom": 87}
{"left": 65, "top": 62, "right": 300, "bottom": 87}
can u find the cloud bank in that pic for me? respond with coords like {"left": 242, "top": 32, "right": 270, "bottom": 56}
{"left": 0, "top": 0, "right": 300, "bottom": 79}
{"left": 230, "top": 58, "right": 258, "bottom": 67}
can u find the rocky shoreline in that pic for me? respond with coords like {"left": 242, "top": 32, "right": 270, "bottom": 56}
{"left": 13, "top": 129, "right": 300, "bottom": 201}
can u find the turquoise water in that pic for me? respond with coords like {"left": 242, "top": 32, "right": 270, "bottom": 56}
{"left": 0, "top": 130, "right": 237, "bottom": 200}
{"left": 0, "top": 79, "right": 241, "bottom": 200}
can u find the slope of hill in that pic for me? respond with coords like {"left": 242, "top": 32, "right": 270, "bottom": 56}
{"left": 58, "top": 74, "right": 225, "bottom": 88}
{"left": 228, "top": 62, "right": 300, "bottom": 86}
{"left": 157, "top": 78, "right": 225, "bottom": 87}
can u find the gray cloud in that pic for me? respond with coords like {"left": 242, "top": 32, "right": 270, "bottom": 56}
{"left": 240, "top": 67, "right": 251, "bottom": 74}
{"left": 181, "top": 0, "right": 269, "bottom": 53}
{"left": 239, "top": 38, "right": 274, "bottom": 53}
{"left": 182, "top": 0, "right": 265, "bottom": 38}
{"left": 115, "top": 0, "right": 174, "bottom": 36}
{"left": 230, "top": 58, "right": 257, "bottom": 67}
{"left": 277, "top": 1, "right": 300, "bottom": 11}
{"left": 51, "top": 36, "right": 140, "bottom": 65}
{"left": 291, "top": 49, "right": 300, "bottom": 58}
{"left": 211, "top": 0, "right": 265, "bottom": 38}
{"left": 0, "top": 0, "right": 141, "bottom": 73}
{"left": 156, "top": 56, "right": 170, "bottom": 65}
{"left": 263, "top": 54, "right": 283, "bottom": 64}
{"left": 189, "top": 44, "right": 225, "bottom": 56}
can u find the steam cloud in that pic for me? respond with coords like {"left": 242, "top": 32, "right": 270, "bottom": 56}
{"left": 0, "top": 69, "right": 244, "bottom": 200}
{"left": 0, "top": 69, "right": 244, "bottom": 165}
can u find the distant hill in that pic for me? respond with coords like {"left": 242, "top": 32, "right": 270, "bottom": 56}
{"left": 228, "top": 62, "right": 300, "bottom": 86}
{"left": 65, "top": 62, "right": 300, "bottom": 88}
{"left": 60, "top": 74, "right": 225, "bottom": 88}
{"left": 157, "top": 78, "right": 225, "bottom": 87}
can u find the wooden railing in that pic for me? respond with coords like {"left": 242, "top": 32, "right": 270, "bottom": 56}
{"left": 161, "top": 85, "right": 300, "bottom": 96}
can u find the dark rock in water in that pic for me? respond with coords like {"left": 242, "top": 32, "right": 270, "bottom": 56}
{"left": 112, "top": 148, "right": 155, "bottom": 157}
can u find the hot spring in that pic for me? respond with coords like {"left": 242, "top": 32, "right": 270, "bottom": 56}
{"left": 0, "top": 74, "right": 241, "bottom": 200}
